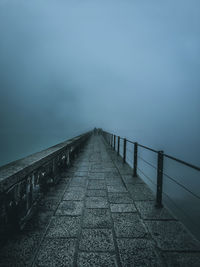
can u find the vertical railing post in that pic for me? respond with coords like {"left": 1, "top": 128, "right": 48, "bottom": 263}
{"left": 133, "top": 142, "right": 138, "bottom": 177}
{"left": 111, "top": 134, "right": 113, "bottom": 147}
{"left": 114, "top": 135, "right": 116, "bottom": 150}
{"left": 117, "top": 136, "right": 120, "bottom": 155}
{"left": 123, "top": 138, "right": 127, "bottom": 163}
{"left": 156, "top": 150, "right": 164, "bottom": 208}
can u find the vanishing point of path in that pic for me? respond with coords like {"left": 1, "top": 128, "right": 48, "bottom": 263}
{"left": 0, "top": 135, "right": 200, "bottom": 266}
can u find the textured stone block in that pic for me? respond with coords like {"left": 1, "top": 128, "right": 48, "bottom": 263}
{"left": 79, "top": 229, "right": 115, "bottom": 251}
{"left": 85, "top": 197, "right": 108, "bottom": 208}
{"left": 35, "top": 238, "right": 76, "bottom": 266}
{"left": 112, "top": 213, "right": 147, "bottom": 238}
{"left": 145, "top": 221, "right": 200, "bottom": 251}
{"left": 46, "top": 216, "right": 81, "bottom": 238}
{"left": 117, "top": 238, "right": 162, "bottom": 267}
{"left": 83, "top": 209, "right": 112, "bottom": 228}
{"left": 108, "top": 193, "right": 133, "bottom": 204}
{"left": 107, "top": 185, "right": 127, "bottom": 193}
{"left": 86, "top": 190, "right": 107, "bottom": 197}
{"left": 77, "top": 252, "right": 118, "bottom": 267}
{"left": 56, "top": 201, "right": 84, "bottom": 216}
{"left": 110, "top": 204, "right": 136, "bottom": 213}
{"left": 135, "top": 201, "right": 173, "bottom": 220}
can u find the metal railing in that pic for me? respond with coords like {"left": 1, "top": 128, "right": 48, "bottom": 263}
{"left": 102, "top": 130, "right": 200, "bottom": 209}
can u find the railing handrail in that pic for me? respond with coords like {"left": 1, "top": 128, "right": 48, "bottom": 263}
{"left": 103, "top": 130, "right": 200, "bottom": 172}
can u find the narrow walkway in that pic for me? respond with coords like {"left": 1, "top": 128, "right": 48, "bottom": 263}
{"left": 0, "top": 135, "right": 200, "bottom": 266}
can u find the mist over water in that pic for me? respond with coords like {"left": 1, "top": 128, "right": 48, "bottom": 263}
{"left": 0, "top": 0, "right": 200, "bottom": 237}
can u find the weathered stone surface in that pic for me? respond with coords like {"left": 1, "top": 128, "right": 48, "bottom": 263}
{"left": 135, "top": 201, "right": 174, "bottom": 220}
{"left": 73, "top": 171, "right": 88, "bottom": 177}
{"left": 88, "top": 180, "right": 106, "bottom": 189}
{"left": 83, "top": 209, "right": 112, "bottom": 228}
{"left": 112, "top": 213, "right": 147, "bottom": 238}
{"left": 56, "top": 201, "right": 84, "bottom": 216}
{"left": 128, "top": 184, "right": 155, "bottom": 200}
{"left": 86, "top": 190, "right": 107, "bottom": 197}
{"left": 110, "top": 203, "right": 137, "bottom": 213}
{"left": 35, "top": 238, "right": 76, "bottom": 266}
{"left": 70, "top": 177, "right": 87, "bottom": 187}
{"left": 108, "top": 192, "right": 133, "bottom": 204}
{"left": 46, "top": 216, "right": 81, "bottom": 238}
{"left": 85, "top": 197, "right": 108, "bottom": 208}
{"left": 79, "top": 229, "right": 115, "bottom": 251}
{"left": 122, "top": 175, "right": 144, "bottom": 185}
{"left": 88, "top": 172, "right": 105, "bottom": 179}
{"left": 117, "top": 239, "right": 162, "bottom": 267}
{"left": 107, "top": 185, "right": 127, "bottom": 193}
{"left": 145, "top": 221, "right": 200, "bottom": 251}
{"left": 77, "top": 252, "right": 118, "bottom": 267}
{"left": 161, "top": 252, "right": 200, "bottom": 267}
{"left": 63, "top": 191, "right": 85, "bottom": 201}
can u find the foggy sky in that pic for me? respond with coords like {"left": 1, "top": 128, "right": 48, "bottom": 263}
{"left": 0, "top": 0, "right": 200, "bottom": 166}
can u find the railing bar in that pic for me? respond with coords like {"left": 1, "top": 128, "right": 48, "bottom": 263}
{"left": 137, "top": 143, "right": 159, "bottom": 153}
{"left": 163, "top": 172, "right": 200, "bottom": 200}
{"left": 164, "top": 154, "right": 200, "bottom": 171}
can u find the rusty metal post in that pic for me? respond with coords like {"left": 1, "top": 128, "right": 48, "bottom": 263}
{"left": 133, "top": 142, "right": 138, "bottom": 177}
{"left": 156, "top": 151, "right": 164, "bottom": 208}
{"left": 117, "top": 136, "right": 120, "bottom": 155}
{"left": 123, "top": 138, "right": 127, "bottom": 163}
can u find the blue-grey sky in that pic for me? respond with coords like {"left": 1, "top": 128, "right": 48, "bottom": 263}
{"left": 0, "top": 0, "right": 200, "bottom": 166}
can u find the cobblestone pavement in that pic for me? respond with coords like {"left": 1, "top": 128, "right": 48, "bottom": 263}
{"left": 0, "top": 135, "right": 200, "bottom": 266}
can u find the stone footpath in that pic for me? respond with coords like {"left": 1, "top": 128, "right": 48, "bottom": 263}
{"left": 0, "top": 135, "right": 200, "bottom": 266}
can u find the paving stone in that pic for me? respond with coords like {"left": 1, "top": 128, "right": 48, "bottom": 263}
{"left": 104, "top": 172, "right": 120, "bottom": 178}
{"left": 70, "top": 177, "right": 87, "bottom": 187}
{"left": 112, "top": 213, "right": 147, "bottom": 238}
{"left": 110, "top": 203, "right": 137, "bottom": 213}
{"left": 46, "top": 216, "right": 81, "bottom": 238}
{"left": 88, "top": 180, "right": 106, "bottom": 189}
{"left": 63, "top": 191, "right": 85, "bottom": 201}
{"left": 77, "top": 252, "right": 118, "bottom": 267}
{"left": 76, "top": 166, "right": 89, "bottom": 172}
{"left": 86, "top": 190, "right": 107, "bottom": 197}
{"left": 135, "top": 201, "right": 174, "bottom": 220}
{"left": 145, "top": 221, "right": 200, "bottom": 251}
{"left": 105, "top": 179, "right": 124, "bottom": 186}
{"left": 117, "top": 238, "right": 162, "bottom": 267}
{"left": 107, "top": 185, "right": 127, "bottom": 193}
{"left": 108, "top": 193, "right": 133, "bottom": 203}
{"left": 83, "top": 209, "right": 112, "bottom": 228}
{"left": 128, "top": 184, "right": 155, "bottom": 200}
{"left": 73, "top": 171, "right": 88, "bottom": 177}
{"left": 79, "top": 229, "right": 115, "bottom": 251}
{"left": 56, "top": 201, "right": 84, "bottom": 216}
{"left": 67, "top": 186, "right": 86, "bottom": 193}
{"left": 122, "top": 175, "right": 144, "bottom": 184}
{"left": 161, "top": 252, "right": 200, "bottom": 267}
{"left": 88, "top": 172, "right": 105, "bottom": 179}
{"left": 85, "top": 197, "right": 108, "bottom": 208}
{"left": 34, "top": 238, "right": 76, "bottom": 266}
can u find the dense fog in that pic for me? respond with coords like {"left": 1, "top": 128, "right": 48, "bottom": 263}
{"left": 0, "top": 0, "right": 199, "bottom": 166}
{"left": 0, "top": 0, "right": 200, "bottom": 239}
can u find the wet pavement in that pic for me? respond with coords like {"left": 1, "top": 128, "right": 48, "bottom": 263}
{"left": 0, "top": 135, "right": 200, "bottom": 266}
